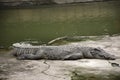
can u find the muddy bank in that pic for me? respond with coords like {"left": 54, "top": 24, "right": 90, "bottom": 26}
{"left": 0, "top": 35, "right": 120, "bottom": 80}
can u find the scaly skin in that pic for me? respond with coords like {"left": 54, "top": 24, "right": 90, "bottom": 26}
{"left": 12, "top": 45, "right": 116, "bottom": 60}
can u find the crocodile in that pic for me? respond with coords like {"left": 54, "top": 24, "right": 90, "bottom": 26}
{"left": 11, "top": 43, "right": 116, "bottom": 60}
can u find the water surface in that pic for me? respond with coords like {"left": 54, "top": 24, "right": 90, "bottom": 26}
{"left": 0, "top": 1, "right": 120, "bottom": 47}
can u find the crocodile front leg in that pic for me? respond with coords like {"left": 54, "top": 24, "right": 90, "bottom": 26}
{"left": 63, "top": 52, "right": 83, "bottom": 60}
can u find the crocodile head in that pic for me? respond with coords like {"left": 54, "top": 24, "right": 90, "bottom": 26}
{"left": 90, "top": 48, "right": 116, "bottom": 60}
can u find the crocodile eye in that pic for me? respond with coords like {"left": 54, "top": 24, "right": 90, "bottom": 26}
{"left": 90, "top": 51, "right": 96, "bottom": 55}
{"left": 90, "top": 51, "right": 94, "bottom": 53}
{"left": 94, "top": 48, "right": 101, "bottom": 52}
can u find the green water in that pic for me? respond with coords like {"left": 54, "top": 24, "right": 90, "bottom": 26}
{"left": 0, "top": 1, "right": 120, "bottom": 47}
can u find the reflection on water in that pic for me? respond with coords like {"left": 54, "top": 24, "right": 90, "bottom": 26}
{"left": 0, "top": 1, "right": 120, "bottom": 48}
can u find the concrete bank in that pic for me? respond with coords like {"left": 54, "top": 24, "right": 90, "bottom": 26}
{"left": 0, "top": 0, "right": 107, "bottom": 7}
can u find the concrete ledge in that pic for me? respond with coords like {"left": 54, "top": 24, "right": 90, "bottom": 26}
{"left": 0, "top": 0, "right": 106, "bottom": 7}
{"left": 53, "top": 0, "right": 103, "bottom": 4}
